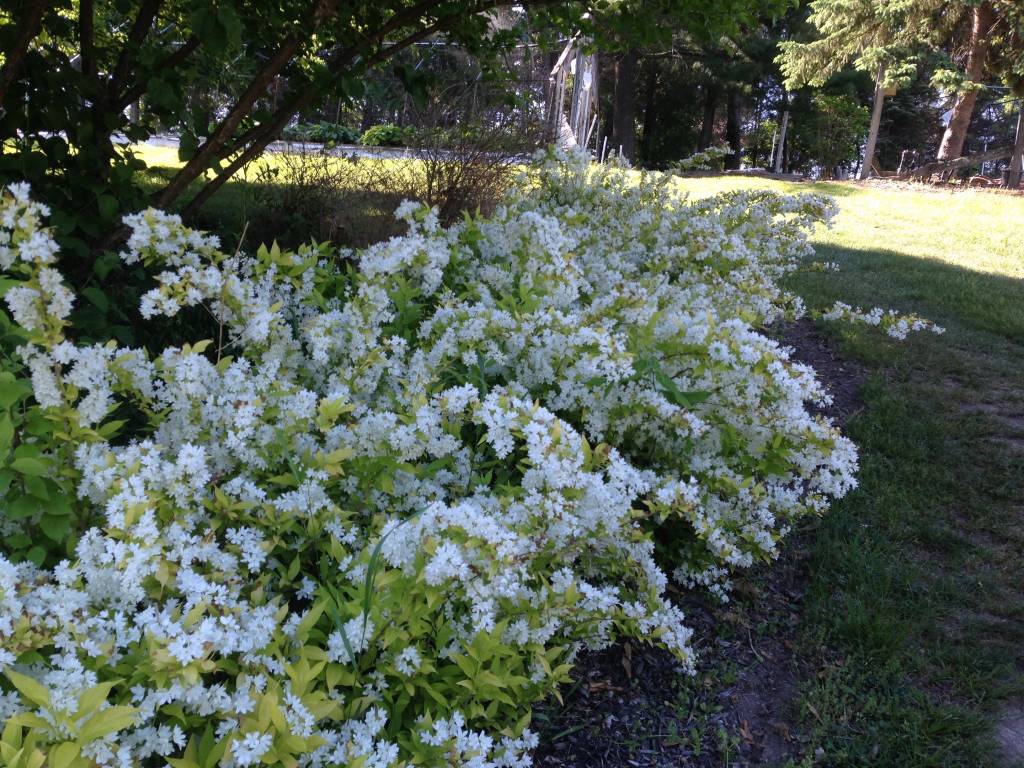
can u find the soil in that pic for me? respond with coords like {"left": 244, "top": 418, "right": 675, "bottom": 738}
{"left": 532, "top": 320, "right": 865, "bottom": 767}
{"left": 859, "top": 177, "right": 1024, "bottom": 197}
{"left": 996, "top": 706, "right": 1024, "bottom": 767}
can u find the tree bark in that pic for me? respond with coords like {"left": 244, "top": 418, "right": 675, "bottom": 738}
{"left": 698, "top": 82, "right": 718, "bottom": 150}
{"left": 859, "top": 65, "right": 885, "bottom": 180}
{"left": 108, "top": 0, "right": 164, "bottom": 101}
{"left": 180, "top": 0, "right": 507, "bottom": 215}
{"left": 901, "top": 145, "right": 1011, "bottom": 180}
{"left": 1004, "top": 108, "right": 1024, "bottom": 188}
{"left": 611, "top": 49, "right": 638, "bottom": 160}
{"left": 937, "top": 0, "right": 995, "bottom": 161}
{"left": 724, "top": 87, "right": 742, "bottom": 170}
{"left": 79, "top": 0, "right": 96, "bottom": 82}
{"left": 773, "top": 103, "right": 789, "bottom": 173}
{"left": 153, "top": 0, "right": 344, "bottom": 208}
{"left": 640, "top": 60, "right": 658, "bottom": 161}
{"left": 0, "top": 0, "right": 48, "bottom": 110}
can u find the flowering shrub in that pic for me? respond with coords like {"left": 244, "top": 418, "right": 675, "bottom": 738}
{"left": 0, "top": 152, "right": 940, "bottom": 767}
{"left": 669, "top": 145, "right": 732, "bottom": 172}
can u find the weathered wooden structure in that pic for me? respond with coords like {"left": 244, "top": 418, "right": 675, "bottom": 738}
{"left": 545, "top": 35, "right": 599, "bottom": 152}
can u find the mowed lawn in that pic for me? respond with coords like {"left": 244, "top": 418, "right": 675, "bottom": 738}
{"left": 676, "top": 175, "right": 1024, "bottom": 766}
{"left": 144, "top": 145, "right": 1024, "bottom": 765}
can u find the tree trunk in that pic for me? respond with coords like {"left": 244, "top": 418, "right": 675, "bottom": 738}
{"left": 153, "top": 0, "right": 343, "bottom": 208}
{"left": 773, "top": 104, "right": 789, "bottom": 173}
{"left": 698, "top": 82, "right": 719, "bottom": 150}
{"left": 749, "top": 97, "right": 762, "bottom": 168}
{"left": 1004, "top": 108, "right": 1024, "bottom": 188}
{"left": 152, "top": 0, "right": 509, "bottom": 217}
{"left": 611, "top": 48, "right": 638, "bottom": 160}
{"left": 724, "top": 87, "right": 742, "bottom": 170}
{"left": 937, "top": 0, "right": 995, "bottom": 160}
{"left": 0, "top": 0, "right": 48, "bottom": 110}
{"left": 640, "top": 60, "right": 658, "bottom": 161}
{"left": 901, "top": 144, "right": 1011, "bottom": 180}
{"left": 859, "top": 65, "right": 885, "bottom": 180}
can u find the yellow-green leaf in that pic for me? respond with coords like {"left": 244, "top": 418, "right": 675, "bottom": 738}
{"left": 49, "top": 742, "right": 80, "bottom": 768}
{"left": 76, "top": 706, "right": 137, "bottom": 741}
{"left": 5, "top": 669, "right": 50, "bottom": 708}
{"left": 75, "top": 680, "right": 118, "bottom": 717}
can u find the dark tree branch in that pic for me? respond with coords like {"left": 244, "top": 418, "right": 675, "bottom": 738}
{"left": 114, "top": 35, "right": 200, "bottom": 111}
{"left": 108, "top": 0, "right": 164, "bottom": 102}
{"left": 80, "top": 0, "right": 97, "bottom": 82}
{"left": 181, "top": 0, "right": 515, "bottom": 215}
{"left": 0, "top": 0, "right": 48, "bottom": 109}
{"left": 901, "top": 145, "right": 1011, "bottom": 180}
{"left": 152, "top": 0, "right": 345, "bottom": 208}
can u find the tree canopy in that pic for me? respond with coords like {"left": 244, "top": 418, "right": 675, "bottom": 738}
{"left": 778, "top": 0, "right": 1024, "bottom": 161}
{"left": 0, "top": 0, "right": 783, "bottom": 258}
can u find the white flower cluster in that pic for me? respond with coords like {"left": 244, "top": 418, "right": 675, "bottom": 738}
{"left": 0, "top": 153, "right": 928, "bottom": 766}
{"left": 822, "top": 301, "right": 945, "bottom": 339}
{"left": 669, "top": 145, "right": 732, "bottom": 172}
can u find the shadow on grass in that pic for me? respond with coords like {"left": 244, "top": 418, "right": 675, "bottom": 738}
{"left": 793, "top": 242, "right": 1024, "bottom": 349}
{"left": 786, "top": 242, "right": 1024, "bottom": 766}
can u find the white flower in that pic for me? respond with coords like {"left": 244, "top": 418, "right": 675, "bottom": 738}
{"left": 231, "top": 732, "right": 274, "bottom": 766}
{"left": 394, "top": 646, "right": 421, "bottom": 676}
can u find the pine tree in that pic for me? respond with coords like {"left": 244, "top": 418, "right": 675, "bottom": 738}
{"left": 780, "top": 0, "right": 1024, "bottom": 164}
{"left": 777, "top": 0, "right": 936, "bottom": 175}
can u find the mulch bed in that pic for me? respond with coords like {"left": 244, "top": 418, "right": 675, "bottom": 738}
{"left": 532, "top": 319, "right": 864, "bottom": 767}
{"left": 860, "top": 177, "right": 1024, "bottom": 196}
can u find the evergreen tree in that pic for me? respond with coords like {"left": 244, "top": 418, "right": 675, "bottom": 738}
{"left": 779, "top": 0, "right": 1024, "bottom": 163}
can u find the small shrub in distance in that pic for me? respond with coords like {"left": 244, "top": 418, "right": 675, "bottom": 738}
{"left": 359, "top": 124, "right": 412, "bottom": 147}
{"left": 282, "top": 122, "right": 362, "bottom": 145}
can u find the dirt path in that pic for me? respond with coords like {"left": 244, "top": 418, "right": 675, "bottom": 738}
{"left": 532, "top": 320, "right": 863, "bottom": 767}
{"left": 938, "top": 339, "right": 1024, "bottom": 767}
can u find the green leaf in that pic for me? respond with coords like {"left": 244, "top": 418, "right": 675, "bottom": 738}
{"left": 191, "top": 7, "right": 226, "bottom": 51}
{"left": 49, "top": 742, "right": 80, "bottom": 768}
{"left": 10, "top": 457, "right": 47, "bottom": 477}
{"left": 5, "top": 669, "right": 50, "bottom": 708}
{"left": 0, "top": 379, "right": 31, "bottom": 409}
{"left": 97, "top": 419, "right": 126, "bottom": 439}
{"left": 23, "top": 474, "right": 48, "bottom": 500}
{"left": 39, "top": 513, "right": 71, "bottom": 542}
{"left": 7, "top": 711, "right": 51, "bottom": 730}
{"left": 76, "top": 681, "right": 118, "bottom": 717}
{"left": 6, "top": 533, "right": 31, "bottom": 549}
{"left": 81, "top": 287, "right": 109, "bottom": 313}
{"left": 178, "top": 131, "right": 200, "bottom": 162}
{"left": 0, "top": 415, "right": 13, "bottom": 458}
{"left": 0, "top": 470, "right": 16, "bottom": 496}
{"left": 217, "top": 6, "right": 243, "bottom": 48}
{"left": 76, "top": 706, "right": 137, "bottom": 741}
{"left": 6, "top": 495, "right": 39, "bottom": 520}
{"left": 97, "top": 194, "right": 119, "bottom": 222}
{"left": 92, "top": 252, "right": 121, "bottom": 280}
{"left": 47, "top": 492, "right": 73, "bottom": 516}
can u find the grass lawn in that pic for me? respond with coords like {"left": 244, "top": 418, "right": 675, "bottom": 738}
{"left": 678, "top": 177, "right": 1024, "bottom": 767}
{"left": 143, "top": 145, "right": 1024, "bottom": 764}
{"left": 134, "top": 142, "right": 431, "bottom": 248}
